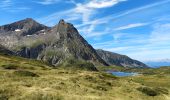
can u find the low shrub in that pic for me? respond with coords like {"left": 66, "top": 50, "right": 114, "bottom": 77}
{"left": 13, "top": 70, "right": 39, "bottom": 77}
{"left": 1, "top": 64, "right": 18, "bottom": 70}
{"left": 137, "top": 86, "right": 159, "bottom": 96}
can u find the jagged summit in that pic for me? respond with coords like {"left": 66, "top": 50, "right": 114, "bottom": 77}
{"left": 24, "top": 18, "right": 35, "bottom": 21}
{"left": 37, "top": 19, "right": 109, "bottom": 66}
{"left": 0, "top": 18, "right": 48, "bottom": 36}
{"left": 59, "top": 19, "right": 65, "bottom": 24}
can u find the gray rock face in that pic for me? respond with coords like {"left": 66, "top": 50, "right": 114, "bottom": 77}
{"left": 35, "top": 20, "right": 108, "bottom": 66}
{"left": 0, "top": 18, "right": 49, "bottom": 48}
{"left": 0, "top": 18, "right": 48, "bottom": 36}
{"left": 0, "top": 44, "right": 14, "bottom": 55}
{"left": 16, "top": 44, "right": 45, "bottom": 59}
{"left": 0, "top": 18, "right": 108, "bottom": 67}
{"left": 96, "top": 49, "right": 148, "bottom": 68}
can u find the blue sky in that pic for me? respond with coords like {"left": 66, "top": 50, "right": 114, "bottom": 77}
{"left": 0, "top": 0, "right": 170, "bottom": 61}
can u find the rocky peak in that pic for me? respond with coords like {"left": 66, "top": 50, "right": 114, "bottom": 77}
{"left": 52, "top": 19, "right": 77, "bottom": 40}
{"left": 0, "top": 18, "right": 48, "bottom": 36}
{"left": 24, "top": 18, "right": 34, "bottom": 22}
{"left": 38, "top": 19, "right": 109, "bottom": 66}
{"left": 59, "top": 19, "right": 65, "bottom": 24}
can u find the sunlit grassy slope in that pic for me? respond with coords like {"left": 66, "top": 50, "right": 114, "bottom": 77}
{"left": 0, "top": 54, "right": 170, "bottom": 100}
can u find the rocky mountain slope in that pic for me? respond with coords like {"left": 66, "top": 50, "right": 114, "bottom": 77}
{"left": 0, "top": 18, "right": 49, "bottom": 48}
{"left": 0, "top": 18, "right": 108, "bottom": 67}
{"left": 96, "top": 49, "right": 148, "bottom": 68}
{"left": 0, "top": 18, "right": 148, "bottom": 68}
{"left": 0, "top": 18, "right": 48, "bottom": 36}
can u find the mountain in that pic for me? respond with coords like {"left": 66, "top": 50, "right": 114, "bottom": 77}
{"left": 0, "top": 18, "right": 48, "bottom": 36}
{"left": 0, "top": 18, "right": 149, "bottom": 69}
{"left": 96, "top": 49, "right": 148, "bottom": 68}
{"left": 145, "top": 59, "right": 170, "bottom": 68}
{"left": 0, "top": 18, "right": 108, "bottom": 67}
{"left": 0, "top": 18, "right": 49, "bottom": 48}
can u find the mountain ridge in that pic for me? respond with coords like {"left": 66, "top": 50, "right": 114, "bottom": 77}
{"left": 0, "top": 18, "right": 48, "bottom": 36}
{"left": 0, "top": 18, "right": 148, "bottom": 68}
{"left": 96, "top": 49, "right": 148, "bottom": 68}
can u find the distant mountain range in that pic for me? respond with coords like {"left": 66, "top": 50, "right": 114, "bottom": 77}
{"left": 144, "top": 59, "right": 170, "bottom": 68}
{"left": 0, "top": 18, "right": 148, "bottom": 69}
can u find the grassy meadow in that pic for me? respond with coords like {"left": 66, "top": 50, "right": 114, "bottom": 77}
{"left": 0, "top": 54, "right": 170, "bottom": 100}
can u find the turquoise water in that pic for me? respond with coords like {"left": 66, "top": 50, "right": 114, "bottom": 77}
{"left": 107, "top": 71, "right": 138, "bottom": 77}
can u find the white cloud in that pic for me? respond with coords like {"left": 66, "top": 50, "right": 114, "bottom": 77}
{"left": 0, "top": 0, "right": 31, "bottom": 12}
{"left": 75, "top": 0, "right": 126, "bottom": 23}
{"left": 104, "top": 46, "right": 132, "bottom": 52}
{"left": 38, "top": 0, "right": 126, "bottom": 25}
{"left": 75, "top": 0, "right": 170, "bottom": 37}
{"left": 87, "top": 0, "right": 126, "bottom": 8}
{"left": 127, "top": 49, "right": 170, "bottom": 61}
{"left": 36, "top": 0, "right": 60, "bottom": 5}
{"left": 74, "top": 3, "right": 94, "bottom": 23}
{"left": 114, "top": 23, "right": 148, "bottom": 31}
{"left": 92, "top": 22, "right": 170, "bottom": 61}
{"left": 84, "top": 31, "right": 109, "bottom": 38}
{"left": 98, "top": 43, "right": 170, "bottom": 61}
{"left": 76, "top": 0, "right": 170, "bottom": 37}
{"left": 109, "top": 0, "right": 170, "bottom": 21}
{"left": 78, "top": 20, "right": 109, "bottom": 37}
{"left": 38, "top": 0, "right": 127, "bottom": 39}
{"left": 150, "top": 23, "right": 170, "bottom": 43}
{"left": 38, "top": 9, "right": 77, "bottom": 26}
{"left": 0, "top": 0, "right": 12, "bottom": 8}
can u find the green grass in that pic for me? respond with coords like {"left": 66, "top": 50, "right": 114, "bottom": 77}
{"left": 57, "top": 58, "right": 98, "bottom": 71}
{"left": 0, "top": 54, "right": 170, "bottom": 100}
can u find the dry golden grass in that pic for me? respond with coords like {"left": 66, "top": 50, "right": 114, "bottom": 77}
{"left": 0, "top": 54, "right": 170, "bottom": 100}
